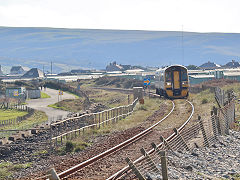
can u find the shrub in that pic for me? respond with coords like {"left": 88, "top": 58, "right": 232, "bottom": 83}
{"left": 137, "top": 105, "right": 147, "bottom": 111}
{"left": 65, "top": 141, "right": 74, "bottom": 152}
{"left": 201, "top": 98, "right": 208, "bottom": 104}
{"left": 115, "top": 84, "right": 121, "bottom": 88}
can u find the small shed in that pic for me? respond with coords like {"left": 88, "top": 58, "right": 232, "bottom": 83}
{"left": 5, "top": 87, "right": 26, "bottom": 98}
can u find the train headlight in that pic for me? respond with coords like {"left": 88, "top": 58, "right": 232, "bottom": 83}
{"left": 182, "top": 81, "right": 188, "bottom": 85}
{"left": 166, "top": 82, "right": 171, "bottom": 85}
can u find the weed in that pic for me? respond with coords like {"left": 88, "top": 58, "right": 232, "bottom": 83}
{"left": 201, "top": 98, "right": 208, "bottom": 104}
{"left": 41, "top": 92, "right": 51, "bottom": 98}
{"left": 33, "top": 150, "right": 48, "bottom": 156}
{"left": 0, "top": 109, "right": 28, "bottom": 121}
{"left": 74, "top": 142, "right": 90, "bottom": 152}
{"left": 137, "top": 105, "right": 148, "bottom": 111}
{"left": 0, "top": 161, "right": 32, "bottom": 178}
{"left": 65, "top": 141, "right": 74, "bottom": 152}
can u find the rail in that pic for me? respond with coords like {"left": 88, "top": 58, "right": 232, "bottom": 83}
{"left": 109, "top": 87, "right": 235, "bottom": 180}
{"left": 50, "top": 95, "right": 175, "bottom": 179}
{"left": 107, "top": 100, "right": 194, "bottom": 180}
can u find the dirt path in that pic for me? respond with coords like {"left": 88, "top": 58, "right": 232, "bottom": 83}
{"left": 26, "top": 88, "right": 76, "bottom": 122}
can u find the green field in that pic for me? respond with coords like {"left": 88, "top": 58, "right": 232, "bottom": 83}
{"left": 0, "top": 109, "right": 28, "bottom": 121}
{"left": 41, "top": 92, "right": 51, "bottom": 98}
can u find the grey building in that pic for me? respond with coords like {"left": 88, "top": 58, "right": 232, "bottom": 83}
{"left": 22, "top": 68, "right": 45, "bottom": 78}
{"left": 10, "top": 66, "right": 25, "bottom": 75}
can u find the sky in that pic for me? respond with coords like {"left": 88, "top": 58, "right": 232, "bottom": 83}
{"left": 0, "top": 0, "right": 240, "bottom": 33}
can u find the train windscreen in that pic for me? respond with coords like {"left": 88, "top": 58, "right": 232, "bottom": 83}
{"left": 166, "top": 71, "right": 171, "bottom": 81}
{"left": 181, "top": 69, "right": 188, "bottom": 81}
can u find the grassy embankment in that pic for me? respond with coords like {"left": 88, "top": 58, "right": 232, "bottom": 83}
{"left": 0, "top": 161, "right": 31, "bottom": 179}
{"left": 57, "top": 97, "right": 171, "bottom": 154}
{"left": 0, "top": 111, "right": 48, "bottom": 138}
{"left": 0, "top": 109, "right": 28, "bottom": 121}
{"left": 189, "top": 82, "right": 240, "bottom": 130}
{"left": 48, "top": 88, "right": 131, "bottom": 112}
{"left": 40, "top": 92, "right": 51, "bottom": 98}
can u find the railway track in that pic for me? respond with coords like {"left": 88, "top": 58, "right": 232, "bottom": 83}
{"left": 44, "top": 94, "right": 194, "bottom": 179}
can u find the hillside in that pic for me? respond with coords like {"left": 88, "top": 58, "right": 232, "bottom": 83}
{"left": 1, "top": 27, "right": 240, "bottom": 72}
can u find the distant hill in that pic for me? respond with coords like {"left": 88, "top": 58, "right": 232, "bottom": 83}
{"left": 1, "top": 26, "right": 240, "bottom": 72}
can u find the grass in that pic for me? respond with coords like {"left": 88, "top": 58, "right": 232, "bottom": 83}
{"left": 32, "top": 150, "right": 48, "bottom": 156}
{"left": 89, "top": 89, "right": 130, "bottom": 108}
{"left": 56, "top": 98, "right": 169, "bottom": 154}
{"left": 48, "top": 102, "right": 72, "bottom": 111}
{"left": 0, "top": 161, "right": 31, "bottom": 179}
{"left": 41, "top": 92, "right": 51, "bottom": 98}
{"left": 0, "top": 111, "right": 48, "bottom": 138}
{"left": 0, "top": 109, "right": 28, "bottom": 121}
{"left": 189, "top": 88, "right": 216, "bottom": 120}
{"left": 48, "top": 89, "right": 131, "bottom": 112}
{"left": 66, "top": 91, "right": 80, "bottom": 99}
{"left": 56, "top": 141, "right": 92, "bottom": 155}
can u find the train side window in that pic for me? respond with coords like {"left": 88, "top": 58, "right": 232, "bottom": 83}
{"left": 166, "top": 71, "right": 171, "bottom": 82}
{"left": 181, "top": 70, "right": 188, "bottom": 81}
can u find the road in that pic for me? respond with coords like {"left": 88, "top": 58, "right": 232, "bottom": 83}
{"left": 26, "top": 88, "right": 76, "bottom": 123}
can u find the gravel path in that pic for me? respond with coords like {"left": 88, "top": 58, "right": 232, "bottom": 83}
{"left": 26, "top": 88, "right": 76, "bottom": 121}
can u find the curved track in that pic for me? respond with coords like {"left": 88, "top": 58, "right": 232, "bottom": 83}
{"left": 57, "top": 98, "right": 175, "bottom": 179}
{"left": 108, "top": 99, "right": 194, "bottom": 180}
{"left": 45, "top": 96, "right": 194, "bottom": 179}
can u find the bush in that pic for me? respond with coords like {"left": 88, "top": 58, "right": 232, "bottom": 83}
{"left": 65, "top": 141, "right": 74, "bottom": 152}
{"left": 115, "top": 84, "right": 121, "bottom": 88}
{"left": 137, "top": 105, "right": 147, "bottom": 111}
{"left": 201, "top": 98, "right": 208, "bottom": 104}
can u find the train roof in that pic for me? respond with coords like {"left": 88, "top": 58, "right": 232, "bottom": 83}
{"left": 156, "top": 64, "right": 187, "bottom": 72}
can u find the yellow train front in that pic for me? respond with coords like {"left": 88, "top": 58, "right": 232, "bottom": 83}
{"left": 155, "top": 65, "right": 189, "bottom": 98}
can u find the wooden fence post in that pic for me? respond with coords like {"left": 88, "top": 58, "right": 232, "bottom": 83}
{"left": 140, "top": 148, "right": 160, "bottom": 174}
{"left": 160, "top": 136, "right": 173, "bottom": 151}
{"left": 173, "top": 128, "right": 190, "bottom": 151}
{"left": 50, "top": 124, "right": 53, "bottom": 152}
{"left": 48, "top": 168, "right": 60, "bottom": 180}
{"left": 198, "top": 116, "right": 209, "bottom": 147}
{"left": 102, "top": 112, "right": 104, "bottom": 127}
{"left": 211, "top": 110, "right": 218, "bottom": 140}
{"left": 160, "top": 151, "right": 168, "bottom": 180}
{"left": 125, "top": 157, "right": 145, "bottom": 180}
{"left": 213, "top": 106, "right": 221, "bottom": 135}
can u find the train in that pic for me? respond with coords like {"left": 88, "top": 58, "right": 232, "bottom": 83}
{"left": 155, "top": 65, "right": 189, "bottom": 98}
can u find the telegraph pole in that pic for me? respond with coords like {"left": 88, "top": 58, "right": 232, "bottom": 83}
{"left": 51, "top": 61, "right": 53, "bottom": 75}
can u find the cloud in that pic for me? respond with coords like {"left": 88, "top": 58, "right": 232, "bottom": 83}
{"left": 0, "top": 0, "right": 240, "bottom": 33}
{"left": 204, "top": 45, "right": 240, "bottom": 57}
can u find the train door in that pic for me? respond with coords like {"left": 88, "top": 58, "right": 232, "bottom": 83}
{"left": 173, "top": 71, "right": 180, "bottom": 89}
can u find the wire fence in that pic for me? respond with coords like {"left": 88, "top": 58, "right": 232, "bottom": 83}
{"left": 124, "top": 87, "right": 236, "bottom": 180}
